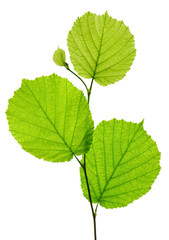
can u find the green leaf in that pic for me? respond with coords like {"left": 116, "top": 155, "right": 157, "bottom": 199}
{"left": 80, "top": 119, "right": 161, "bottom": 209}
{"left": 53, "top": 47, "right": 66, "bottom": 67}
{"left": 67, "top": 11, "right": 136, "bottom": 86}
{"left": 6, "top": 74, "right": 94, "bottom": 162}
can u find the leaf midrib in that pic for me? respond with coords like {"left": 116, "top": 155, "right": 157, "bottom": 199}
{"left": 96, "top": 122, "right": 143, "bottom": 203}
{"left": 92, "top": 13, "right": 107, "bottom": 79}
{"left": 24, "top": 81, "right": 75, "bottom": 157}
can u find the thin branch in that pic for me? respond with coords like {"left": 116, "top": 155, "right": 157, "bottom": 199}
{"left": 74, "top": 155, "right": 84, "bottom": 168}
{"left": 83, "top": 154, "right": 97, "bottom": 240}
{"left": 66, "top": 65, "right": 97, "bottom": 239}
{"left": 88, "top": 78, "right": 94, "bottom": 103}
{"left": 65, "top": 64, "right": 89, "bottom": 93}
{"left": 74, "top": 154, "right": 97, "bottom": 240}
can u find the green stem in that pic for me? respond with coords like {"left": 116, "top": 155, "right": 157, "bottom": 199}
{"left": 74, "top": 154, "right": 97, "bottom": 240}
{"left": 88, "top": 78, "right": 94, "bottom": 103}
{"left": 65, "top": 64, "right": 88, "bottom": 93}
{"left": 95, "top": 203, "right": 99, "bottom": 217}
{"left": 83, "top": 154, "right": 97, "bottom": 240}
{"left": 67, "top": 67, "right": 97, "bottom": 240}
{"left": 85, "top": 78, "right": 97, "bottom": 240}
{"left": 74, "top": 155, "right": 84, "bottom": 168}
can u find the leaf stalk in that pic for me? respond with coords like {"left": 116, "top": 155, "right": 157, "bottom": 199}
{"left": 88, "top": 78, "right": 94, "bottom": 103}
{"left": 65, "top": 63, "right": 89, "bottom": 93}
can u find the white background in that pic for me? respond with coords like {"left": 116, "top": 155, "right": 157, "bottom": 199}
{"left": 0, "top": 0, "right": 169, "bottom": 239}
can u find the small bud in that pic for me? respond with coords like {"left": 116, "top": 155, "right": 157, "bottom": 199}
{"left": 53, "top": 47, "right": 66, "bottom": 67}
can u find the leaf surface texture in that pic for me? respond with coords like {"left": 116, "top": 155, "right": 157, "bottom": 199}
{"left": 68, "top": 12, "right": 136, "bottom": 86}
{"left": 6, "top": 74, "right": 94, "bottom": 162}
{"left": 80, "top": 119, "right": 161, "bottom": 208}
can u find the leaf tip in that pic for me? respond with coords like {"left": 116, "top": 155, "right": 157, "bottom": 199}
{"left": 140, "top": 119, "right": 144, "bottom": 126}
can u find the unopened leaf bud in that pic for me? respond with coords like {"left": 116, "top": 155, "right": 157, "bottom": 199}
{"left": 53, "top": 47, "right": 66, "bottom": 67}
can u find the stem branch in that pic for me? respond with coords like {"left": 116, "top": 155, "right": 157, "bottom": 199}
{"left": 65, "top": 64, "right": 88, "bottom": 93}
{"left": 67, "top": 67, "right": 97, "bottom": 240}
{"left": 88, "top": 78, "right": 94, "bottom": 103}
{"left": 83, "top": 154, "right": 97, "bottom": 240}
{"left": 74, "top": 155, "right": 97, "bottom": 240}
{"left": 74, "top": 155, "right": 84, "bottom": 168}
